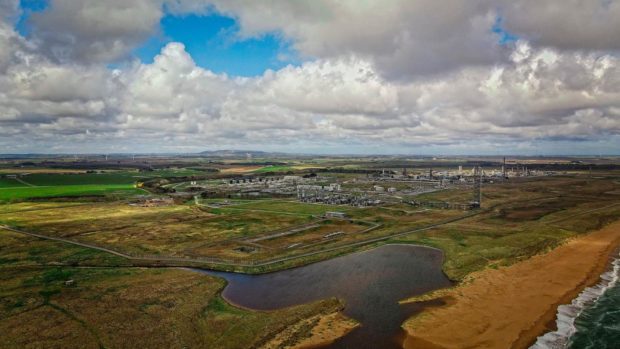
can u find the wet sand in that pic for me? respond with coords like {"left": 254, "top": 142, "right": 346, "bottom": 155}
{"left": 296, "top": 313, "right": 359, "bottom": 349}
{"left": 260, "top": 312, "right": 359, "bottom": 349}
{"left": 402, "top": 220, "right": 620, "bottom": 349}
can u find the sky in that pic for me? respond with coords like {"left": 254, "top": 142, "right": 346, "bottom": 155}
{"left": 1, "top": 0, "right": 620, "bottom": 155}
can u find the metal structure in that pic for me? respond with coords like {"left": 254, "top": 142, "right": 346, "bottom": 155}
{"left": 473, "top": 166, "right": 482, "bottom": 207}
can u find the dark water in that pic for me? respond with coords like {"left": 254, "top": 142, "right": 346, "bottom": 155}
{"left": 568, "top": 281, "right": 620, "bottom": 349}
{"left": 532, "top": 256, "right": 620, "bottom": 349}
{"left": 199, "top": 244, "right": 451, "bottom": 348}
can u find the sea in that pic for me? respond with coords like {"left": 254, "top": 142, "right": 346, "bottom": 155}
{"left": 531, "top": 253, "right": 620, "bottom": 349}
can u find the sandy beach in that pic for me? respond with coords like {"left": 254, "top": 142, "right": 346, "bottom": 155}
{"left": 402, "top": 220, "right": 620, "bottom": 349}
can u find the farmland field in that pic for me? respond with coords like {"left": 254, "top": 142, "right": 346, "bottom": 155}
{"left": 0, "top": 184, "right": 142, "bottom": 201}
{"left": 0, "top": 178, "right": 22, "bottom": 188}
{"left": 0, "top": 167, "right": 225, "bottom": 202}
{"left": 253, "top": 165, "right": 323, "bottom": 173}
{"left": 17, "top": 173, "right": 139, "bottom": 186}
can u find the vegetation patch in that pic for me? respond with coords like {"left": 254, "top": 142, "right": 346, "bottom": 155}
{"left": 0, "top": 232, "right": 342, "bottom": 349}
{"left": 0, "top": 184, "right": 141, "bottom": 202}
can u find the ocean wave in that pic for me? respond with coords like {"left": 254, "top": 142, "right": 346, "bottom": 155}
{"left": 529, "top": 253, "right": 620, "bottom": 349}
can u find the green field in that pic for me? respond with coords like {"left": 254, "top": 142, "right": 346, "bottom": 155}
{"left": 19, "top": 173, "right": 139, "bottom": 186}
{"left": 0, "top": 184, "right": 142, "bottom": 201}
{"left": 0, "top": 169, "right": 212, "bottom": 201}
{"left": 0, "top": 178, "right": 22, "bottom": 188}
{"left": 1, "top": 168, "right": 209, "bottom": 187}
{"left": 251, "top": 164, "right": 324, "bottom": 173}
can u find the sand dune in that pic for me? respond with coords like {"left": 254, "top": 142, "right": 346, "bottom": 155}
{"left": 402, "top": 220, "right": 620, "bottom": 349}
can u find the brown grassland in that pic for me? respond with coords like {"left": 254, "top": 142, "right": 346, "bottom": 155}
{"left": 0, "top": 230, "right": 345, "bottom": 349}
{"left": 395, "top": 175, "right": 620, "bottom": 280}
{"left": 0, "top": 198, "right": 463, "bottom": 265}
{"left": 2, "top": 172, "right": 620, "bottom": 348}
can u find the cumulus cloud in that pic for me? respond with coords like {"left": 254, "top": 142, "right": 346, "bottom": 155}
{"left": 246, "top": 58, "right": 399, "bottom": 115}
{"left": 1, "top": 0, "right": 619, "bottom": 153}
{"left": 0, "top": 0, "right": 20, "bottom": 20}
{"left": 501, "top": 0, "right": 620, "bottom": 51}
{"left": 169, "top": 0, "right": 620, "bottom": 79}
{"left": 189, "top": 0, "right": 505, "bottom": 79}
{"left": 0, "top": 0, "right": 24, "bottom": 72}
{"left": 120, "top": 42, "right": 231, "bottom": 120}
{"left": 27, "top": 0, "right": 162, "bottom": 64}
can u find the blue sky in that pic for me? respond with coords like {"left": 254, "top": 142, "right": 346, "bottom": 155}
{"left": 492, "top": 17, "right": 519, "bottom": 45}
{"left": 135, "top": 13, "right": 300, "bottom": 76}
{"left": 17, "top": 0, "right": 300, "bottom": 76}
{"left": 15, "top": 0, "right": 47, "bottom": 35}
{"left": 16, "top": 0, "right": 512, "bottom": 77}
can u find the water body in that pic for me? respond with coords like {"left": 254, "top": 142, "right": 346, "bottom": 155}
{"left": 567, "top": 255, "right": 620, "bottom": 349}
{"left": 199, "top": 244, "right": 451, "bottom": 348}
{"left": 531, "top": 253, "right": 620, "bottom": 349}
{"left": 569, "top": 281, "right": 620, "bottom": 348}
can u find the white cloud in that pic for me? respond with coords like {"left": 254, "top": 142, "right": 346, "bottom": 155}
{"left": 1, "top": 1, "right": 619, "bottom": 153}
{"left": 195, "top": 0, "right": 506, "bottom": 79}
{"left": 245, "top": 57, "right": 399, "bottom": 115}
{"left": 501, "top": 0, "right": 620, "bottom": 51}
{"left": 27, "top": 0, "right": 162, "bottom": 63}
{"left": 120, "top": 42, "right": 231, "bottom": 122}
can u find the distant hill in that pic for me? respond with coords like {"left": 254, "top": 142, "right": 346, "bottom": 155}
{"left": 197, "top": 150, "right": 289, "bottom": 158}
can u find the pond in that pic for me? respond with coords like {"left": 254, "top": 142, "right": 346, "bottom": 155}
{"left": 200, "top": 244, "right": 451, "bottom": 348}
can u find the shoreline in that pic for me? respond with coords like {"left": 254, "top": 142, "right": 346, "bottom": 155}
{"left": 259, "top": 312, "right": 359, "bottom": 349}
{"left": 515, "top": 243, "right": 620, "bottom": 349}
{"left": 401, "top": 220, "right": 620, "bottom": 349}
{"left": 531, "top": 249, "right": 620, "bottom": 348}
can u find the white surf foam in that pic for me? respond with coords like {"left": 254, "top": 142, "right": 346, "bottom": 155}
{"left": 530, "top": 253, "right": 620, "bottom": 349}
